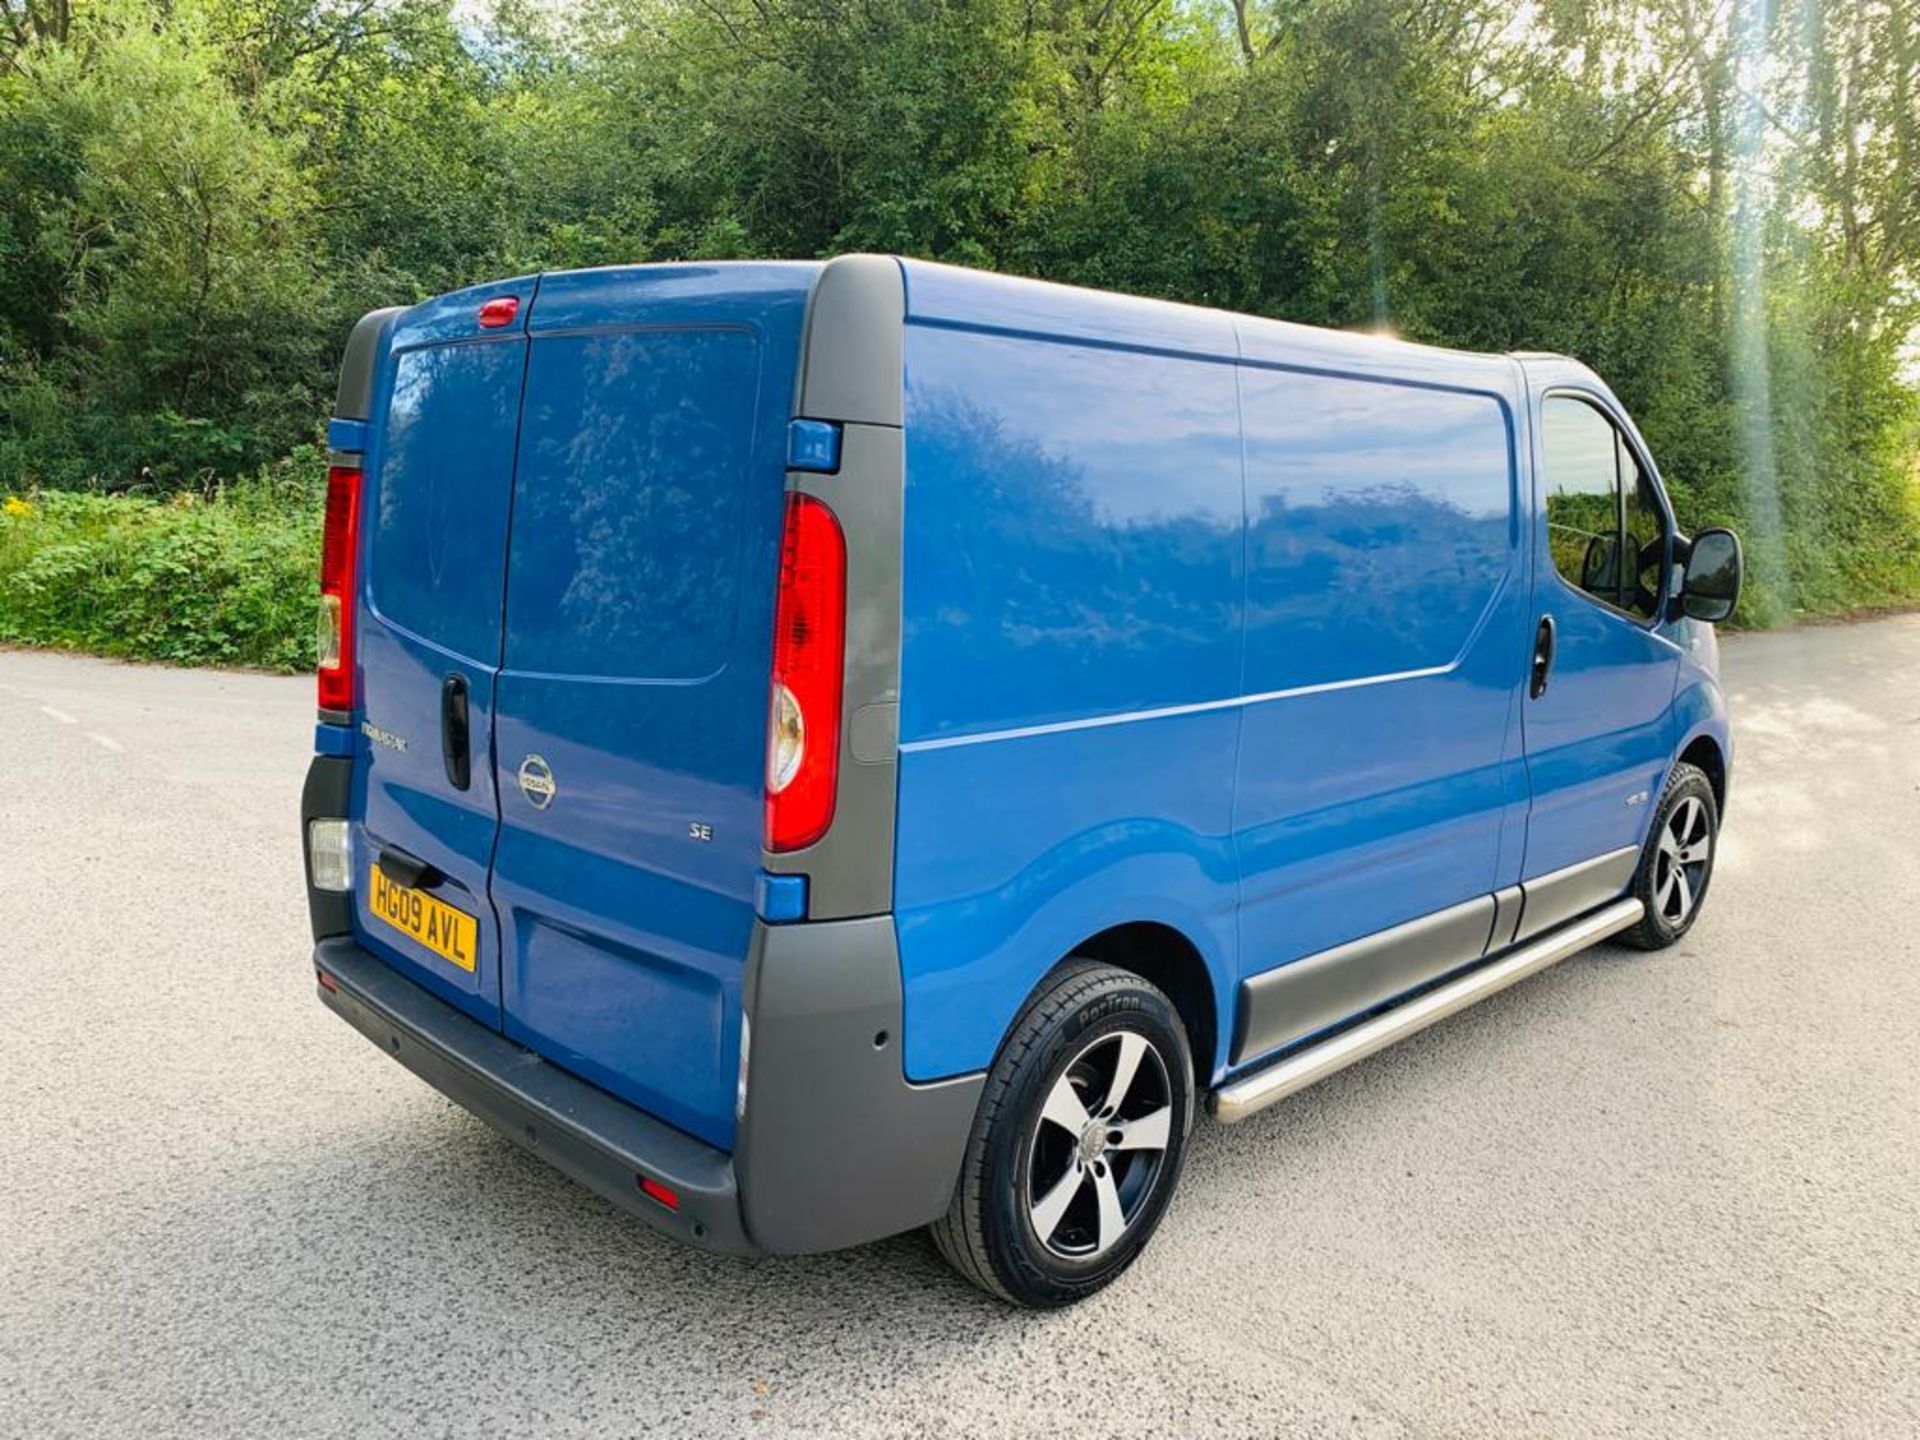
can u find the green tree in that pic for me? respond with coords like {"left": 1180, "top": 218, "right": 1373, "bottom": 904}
{"left": 0, "top": 0, "right": 1914, "bottom": 627}
{"left": 1, "top": 1, "right": 330, "bottom": 486}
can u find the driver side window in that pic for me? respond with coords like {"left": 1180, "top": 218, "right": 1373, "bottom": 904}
{"left": 1541, "top": 396, "right": 1668, "bottom": 621}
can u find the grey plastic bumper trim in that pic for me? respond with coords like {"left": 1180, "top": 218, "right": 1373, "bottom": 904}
{"left": 737, "top": 916, "right": 985, "bottom": 1253}
{"left": 315, "top": 938, "right": 757, "bottom": 1255}
{"left": 1514, "top": 845, "right": 1638, "bottom": 943}
{"left": 766, "top": 255, "right": 908, "bottom": 920}
{"left": 315, "top": 914, "right": 985, "bottom": 1258}
{"left": 300, "top": 756, "right": 354, "bottom": 941}
{"left": 1488, "top": 883, "right": 1523, "bottom": 951}
{"left": 1210, "top": 896, "right": 1645, "bottom": 1124}
{"left": 1232, "top": 892, "right": 1496, "bottom": 1064}
{"left": 333, "top": 307, "right": 405, "bottom": 421}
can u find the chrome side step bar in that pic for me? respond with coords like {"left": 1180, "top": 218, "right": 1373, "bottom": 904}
{"left": 1210, "top": 897, "right": 1645, "bottom": 1124}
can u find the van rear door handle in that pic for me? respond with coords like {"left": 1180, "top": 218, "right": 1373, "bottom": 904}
{"left": 1530, "top": 614, "right": 1556, "bottom": 699}
{"left": 441, "top": 672, "right": 471, "bottom": 790}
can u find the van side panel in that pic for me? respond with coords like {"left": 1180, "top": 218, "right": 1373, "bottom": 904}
{"left": 892, "top": 311, "right": 1244, "bottom": 1083}
{"left": 1228, "top": 364, "right": 1531, "bottom": 1058}
{"left": 1236, "top": 369, "right": 1516, "bottom": 687}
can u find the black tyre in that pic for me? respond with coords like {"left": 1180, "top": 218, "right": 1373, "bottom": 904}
{"left": 930, "top": 962, "right": 1195, "bottom": 1307}
{"left": 1620, "top": 760, "right": 1719, "bottom": 950}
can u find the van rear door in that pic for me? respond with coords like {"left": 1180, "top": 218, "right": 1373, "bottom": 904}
{"left": 488, "top": 264, "right": 817, "bottom": 1151}
{"left": 352, "top": 280, "right": 532, "bottom": 1028}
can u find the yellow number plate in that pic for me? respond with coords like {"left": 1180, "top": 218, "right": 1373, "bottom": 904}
{"left": 368, "top": 865, "right": 477, "bottom": 972}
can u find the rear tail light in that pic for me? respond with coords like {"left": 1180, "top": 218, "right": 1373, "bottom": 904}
{"left": 318, "top": 463, "right": 362, "bottom": 712}
{"left": 765, "top": 493, "right": 846, "bottom": 852}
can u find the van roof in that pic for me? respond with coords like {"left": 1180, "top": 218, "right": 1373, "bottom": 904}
{"left": 892, "top": 256, "right": 1526, "bottom": 391}
{"left": 376, "top": 257, "right": 1579, "bottom": 399}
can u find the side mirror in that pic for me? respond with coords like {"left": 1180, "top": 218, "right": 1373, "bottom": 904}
{"left": 1580, "top": 534, "right": 1618, "bottom": 593}
{"left": 1681, "top": 527, "right": 1742, "bottom": 623}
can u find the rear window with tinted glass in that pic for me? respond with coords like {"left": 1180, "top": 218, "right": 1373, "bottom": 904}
{"left": 371, "top": 340, "right": 524, "bottom": 665}
{"left": 504, "top": 328, "right": 763, "bottom": 680}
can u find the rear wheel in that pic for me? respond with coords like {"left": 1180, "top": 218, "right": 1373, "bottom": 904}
{"left": 1621, "top": 760, "right": 1719, "bottom": 950}
{"left": 930, "top": 962, "right": 1194, "bottom": 1307}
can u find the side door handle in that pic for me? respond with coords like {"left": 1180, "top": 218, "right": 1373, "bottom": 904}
{"left": 1530, "top": 614, "right": 1556, "bottom": 700}
{"left": 441, "top": 672, "right": 472, "bottom": 790}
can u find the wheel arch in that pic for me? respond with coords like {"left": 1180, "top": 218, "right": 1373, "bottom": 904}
{"left": 1676, "top": 731, "right": 1727, "bottom": 813}
{"left": 1045, "top": 920, "right": 1223, "bottom": 1092}
{"left": 1669, "top": 665, "right": 1731, "bottom": 817}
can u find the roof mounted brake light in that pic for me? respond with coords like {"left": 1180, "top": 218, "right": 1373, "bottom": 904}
{"left": 478, "top": 296, "right": 520, "bottom": 329}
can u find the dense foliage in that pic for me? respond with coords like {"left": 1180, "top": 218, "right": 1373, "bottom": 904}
{"left": 2, "top": 0, "right": 1917, "bottom": 659}
{"left": 0, "top": 457, "right": 322, "bottom": 667}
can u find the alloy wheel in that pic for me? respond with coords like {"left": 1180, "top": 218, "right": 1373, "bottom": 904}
{"left": 1025, "top": 1031, "right": 1174, "bottom": 1260}
{"left": 1654, "top": 795, "right": 1712, "bottom": 925}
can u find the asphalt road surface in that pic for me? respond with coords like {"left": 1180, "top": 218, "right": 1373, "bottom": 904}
{"left": 4, "top": 618, "right": 1918, "bottom": 1439}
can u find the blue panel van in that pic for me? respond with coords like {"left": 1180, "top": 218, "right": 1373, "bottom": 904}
{"left": 300, "top": 256, "right": 1742, "bottom": 1306}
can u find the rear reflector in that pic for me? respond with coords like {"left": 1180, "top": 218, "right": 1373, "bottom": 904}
{"left": 765, "top": 494, "right": 846, "bottom": 852}
{"left": 477, "top": 295, "right": 520, "bottom": 329}
{"left": 316, "top": 969, "right": 338, "bottom": 994}
{"left": 317, "top": 464, "right": 362, "bottom": 713}
{"left": 638, "top": 1176, "right": 681, "bottom": 1211}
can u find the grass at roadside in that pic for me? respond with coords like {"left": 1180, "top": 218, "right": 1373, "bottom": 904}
{"left": 0, "top": 453, "right": 322, "bottom": 673}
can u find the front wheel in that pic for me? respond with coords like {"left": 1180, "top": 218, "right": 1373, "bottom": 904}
{"left": 1620, "top": 760, "right": 1720, "bottom": 950}
{"left": 930, "top": 962, "right": 1194, "bottom": 1307}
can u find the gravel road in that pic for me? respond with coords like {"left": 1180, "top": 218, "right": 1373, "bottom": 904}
{"left": 3, "top": 619, "right": 1917, "bottom": 1438}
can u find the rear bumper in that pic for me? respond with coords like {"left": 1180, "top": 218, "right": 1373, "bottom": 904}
{"left": 312, "top": 916, "right": 986, "bottom": 1257}
{"left": 316, "top": 937, "right": 756, "bottom": 1254}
